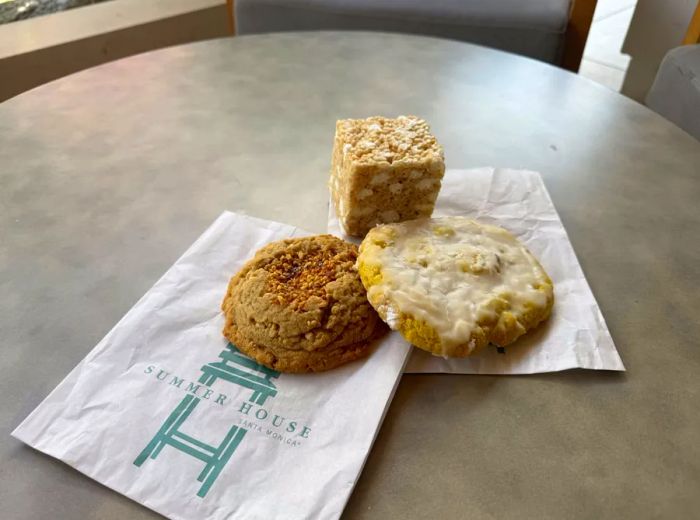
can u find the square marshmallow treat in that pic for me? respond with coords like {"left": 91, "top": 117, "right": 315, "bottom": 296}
{"left": 329, "top": 116, "right": 445, "bottom": 237}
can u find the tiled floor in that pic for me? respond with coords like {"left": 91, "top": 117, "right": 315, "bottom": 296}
{"left": 579, "top": 0, "right": 637, "bottom": 91}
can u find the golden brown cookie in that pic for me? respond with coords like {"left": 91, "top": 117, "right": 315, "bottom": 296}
{"left": 222, "top": 235, "right": 383, "bottom": 373}
{"left": 358, "top": 217, "right": 554, "bottom": 357}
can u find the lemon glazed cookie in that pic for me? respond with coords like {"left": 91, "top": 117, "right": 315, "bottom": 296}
{"left": 357, "top": 217, "right": 554, "bottom": 357}
{"left": 222, "top": 235, "right": 383, "bottom": 373}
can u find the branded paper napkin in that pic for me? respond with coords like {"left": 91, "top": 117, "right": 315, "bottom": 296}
{"left": 328, "top": 168, "right": 625, "bottom": 374}
{"left": 13, "top": 212, "right": 411, "bottom": 520}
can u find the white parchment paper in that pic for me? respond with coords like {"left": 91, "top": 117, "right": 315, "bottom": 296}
{"left": 328, "top": 168, "right": 625, "bottom": 374}
{"left": 13, "top": 212, "right": 411, "bottom": 520}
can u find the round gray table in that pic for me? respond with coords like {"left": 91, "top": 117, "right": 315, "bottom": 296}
{"left": 2, "top": 32, "right": 699, "bottom": 519}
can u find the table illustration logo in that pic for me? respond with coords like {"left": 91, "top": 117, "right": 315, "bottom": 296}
{"left": 134, "top": 343, "right": 304, "bottom": 498}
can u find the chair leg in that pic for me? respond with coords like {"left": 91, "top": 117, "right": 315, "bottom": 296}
{"left": 682, "top": 1, "right": 700, "bottom": 45}
{"left": 227, "top": 0, "right": 235, "bottom": 35}
{"left": 563, "top": 0, "right": 598, "bottom": 72}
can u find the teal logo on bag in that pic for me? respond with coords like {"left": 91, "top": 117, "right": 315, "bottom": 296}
{"left": 133, "top": 343, "right": 280, "bottom": 498}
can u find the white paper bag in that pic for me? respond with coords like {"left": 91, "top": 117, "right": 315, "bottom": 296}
{"left": 328, "top": 168, "right": 625, "bottom": 374}
{"left": 13, "top": 212, "right": 411, "bottom": 520}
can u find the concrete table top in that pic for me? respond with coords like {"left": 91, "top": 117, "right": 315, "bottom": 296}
{"left": 1, "top": 32, "right": 699, "bottom": 519}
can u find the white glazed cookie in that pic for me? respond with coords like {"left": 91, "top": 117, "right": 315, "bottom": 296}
{"left": 357, "top": 217, "right": 554, "bottom": 357}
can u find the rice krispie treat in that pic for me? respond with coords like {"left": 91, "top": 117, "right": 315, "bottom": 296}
{"left": 329, "top": 116, "right": 445, "bottom": 237}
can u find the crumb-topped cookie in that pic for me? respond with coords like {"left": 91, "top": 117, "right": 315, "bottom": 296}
{"left": 222, "top": 235, "right": 382, "bottom": 372}
{"left": 357, "top": 217, "right": 554, "bottom": 357}
{"left": 329, "top": 116, "right": 445, "bottom": 237}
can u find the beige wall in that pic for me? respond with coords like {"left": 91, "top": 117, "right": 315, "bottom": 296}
{"left": 0, "top": 0, "right": 229, "bottom": 102}
{"left": 621, "top": 0, "right": 697, "bottom": 101}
